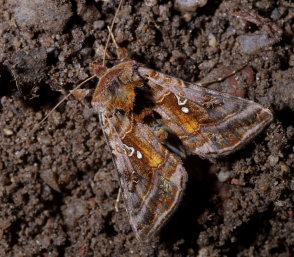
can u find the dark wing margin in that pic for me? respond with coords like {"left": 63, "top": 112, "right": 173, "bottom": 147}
{"left": 138, "top": 66, "right": 273, "bottom": 158}
{"left": 99, "top": 112, "right": 188, "bottom": 241}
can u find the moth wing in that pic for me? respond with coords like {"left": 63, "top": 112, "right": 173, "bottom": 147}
{"left": 99, "top": 112, "right": 187, "bottom": 241}
{"left": 138, "top": 67, "right": 273, "bottom": 158}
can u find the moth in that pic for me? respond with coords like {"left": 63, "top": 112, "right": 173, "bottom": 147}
{"left": 37, "top": 1, "right": 273, "bottom": 242}
{"left": 87, "top": 53, "right": 273, "bottom": 241}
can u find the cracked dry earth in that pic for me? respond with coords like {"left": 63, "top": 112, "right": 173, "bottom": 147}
{"left": 0, "top": 0, "right": 294, "bottom": 256}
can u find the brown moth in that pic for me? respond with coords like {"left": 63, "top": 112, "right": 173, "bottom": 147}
{"left": 89, "top": 56, "right": 272, "bottom": 241}
{"left": 35, "top": 1, "right": 273, "bottom": 242}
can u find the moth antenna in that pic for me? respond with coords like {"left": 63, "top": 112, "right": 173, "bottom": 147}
{"left": 107, "top": 25, "right": 130, "bottom": 60}
{"left": 107, "top": 26, "right": 119, "bottom": 49}
{"left": 35, "top": 75, "right": 96, "bottom": 129}
{"left": 196, "top": 62, "right": 249, "bottom": 87}
{"left": 102, "top": 0, "right": 124, "bottom": 66}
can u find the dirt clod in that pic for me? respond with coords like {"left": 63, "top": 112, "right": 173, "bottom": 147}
{"left": 11, "top": 0, "right": 72, "bottom": 34}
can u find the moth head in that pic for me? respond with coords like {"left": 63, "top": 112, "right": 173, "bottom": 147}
{"left": 91, "top": 61, "right": 141, "bottom": 113}
{"left": 90, "top": 61, "right": 108, "bottom": 78}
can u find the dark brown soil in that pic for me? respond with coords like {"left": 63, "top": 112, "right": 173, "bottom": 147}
{"left": 1, "top": 0, "right": 294, "bottom": 256}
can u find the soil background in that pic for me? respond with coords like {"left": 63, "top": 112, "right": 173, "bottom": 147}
{"left": 0, "top": 0, "right": 294, "bottom": 256}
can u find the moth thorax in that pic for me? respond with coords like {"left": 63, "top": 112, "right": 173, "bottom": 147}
{"left": 112, "top": 83, "right": 136, "bottom": 112}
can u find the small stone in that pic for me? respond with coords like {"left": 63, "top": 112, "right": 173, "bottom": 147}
{"left": 10, "top": 176, "right": 19, "bottom": 183}
{"left": 244, "top": 169, "right": 254, "bottom": 174}
{"left": 271, "top": 8, "right": 282, "bottom": 21}
{"left": 171, "top": 49, "right": 185, "bottom": 60}
{"left": 217, "top": 170, "right": 231, "bottom": 182}
{"left": 93, "top": 20, "right": 105, "bottom": 30}
{"left": 231, "top": 178, "right": 246, "bottom": 186}
{"left": 286, "top": 126, "right": 294, "bottom": 139}
{"left": 37, "top": 134, "right": 51, "bottom": 145}
{"left": 208, "top": 33, "right": 217, "bottom": 47}
{"left": 183, "top": 13, "right": 192, "bottom": 22}
{"left": 274, "top": 200, "right": 284, "bottom": 207}
{"left": 40, "top": 169, "right": 61, "bottom": 192}
{"left": 174, "top": 0, "right": 207, "bottom": 12}
{"left": 63, "top": 199, "right": 87, "bottom": 228}
{"left": 261, "top": 185, "right": 270, "bottom": 192}
{"left": 145, "top": 0, "right": 158, "bottom": 7}
{"left": 280, "top": 162, "right": 290, "bottom": 173}
{"left": 15, "top": 150, "right": 25, "bottom": 158}
{"left": 58, "top": 54, "right": 65, "bottom": 62}
{"left": 80, "top": 48, "right": 93, "bottom": 58}
{"left": 289, "top": 55, "right": 294, "bottom": 67}
{"left": 268, "top": 155, "right": 279, "bottom": 166}
{"left": 3, "top": 128, "right": 13, "bottom": 136}
{"left": 290, "top": 181, "right": 294, "bottom": 191}
{"left": 238, "top": 33, "right": 276, "bottom": 55}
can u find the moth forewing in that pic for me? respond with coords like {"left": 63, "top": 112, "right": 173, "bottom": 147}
{"left": 92, "top": 61, "right": 188, "bottom": 241}
{"left": 138, "top": 66, "right": 273, "bottom": 158}
{"left": 90, "top": 60, "right": 273, "bottom": 241}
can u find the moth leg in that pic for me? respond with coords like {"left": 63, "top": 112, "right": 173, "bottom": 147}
{"left": 115, "top": 187, "right": 122, "bottom": 212}
{"left": 107, "top": 26, "right": 131, "bottom": 60}
{"left": 195, "top": 63, "right": 248, "bottom": 87}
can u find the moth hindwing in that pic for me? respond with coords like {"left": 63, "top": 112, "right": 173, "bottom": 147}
{"left": 90, "top": 60, "right": 272, "bottom": 241}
